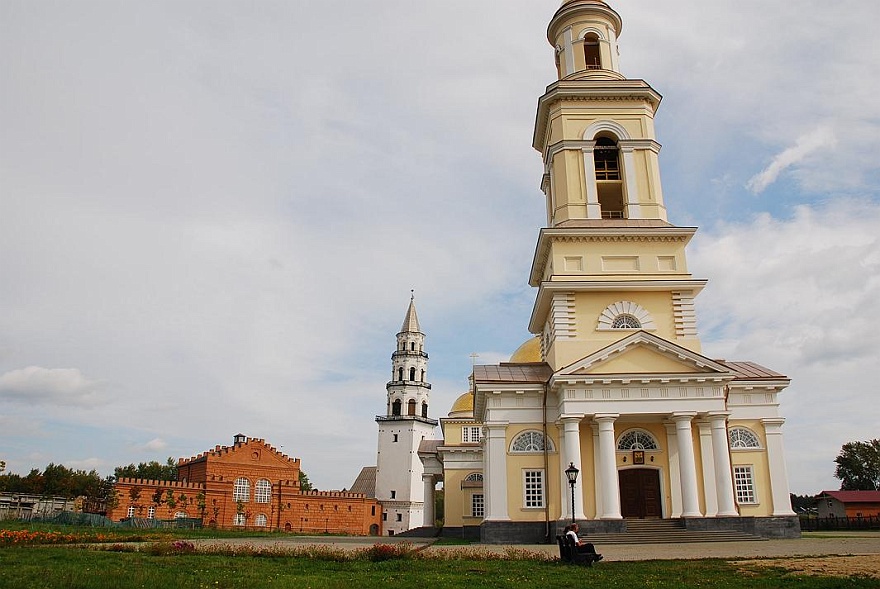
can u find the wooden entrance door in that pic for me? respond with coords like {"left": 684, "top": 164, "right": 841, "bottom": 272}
{"left": 619, "top": 469, "right": 662, "bottom": 519}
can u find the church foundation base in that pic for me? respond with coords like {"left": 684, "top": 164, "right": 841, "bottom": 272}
{"left": 439, "top": 525, "right": 481, "bottom": 541}
{"left": 684, "top": 516, "right": 801, "bottom": 539}
{"left": 480, "top": 521, "right": 550, "bottom": 544}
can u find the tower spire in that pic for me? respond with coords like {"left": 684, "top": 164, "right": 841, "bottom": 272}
{"left": 400, "top": 291, "right": 421, "bottom": 334}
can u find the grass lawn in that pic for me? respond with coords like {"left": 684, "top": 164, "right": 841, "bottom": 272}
{"left": 1, "top": 546, "right": 878, "bottom": 589}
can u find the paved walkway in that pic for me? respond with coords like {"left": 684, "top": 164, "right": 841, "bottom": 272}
{"left": 192, "top": 532, "right": 880, "bottom": 562}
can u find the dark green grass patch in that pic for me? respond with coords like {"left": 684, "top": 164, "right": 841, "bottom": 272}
{"left": 1, "top": 547, "right": 877, "bottom": 589}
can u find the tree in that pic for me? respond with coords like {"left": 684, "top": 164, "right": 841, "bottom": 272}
{"left": 834, "top": 439, "right": 880, "bottom": 491}
{"left": 114, "top": 458, "right": 177, "bottom": 481}
{"left": 0, "top": 460, "right": 5, "bottom": 474}
{"left": 129, "top": 486, "right": 143, "bottom": 517}
{"left": 790, "top": 493, "right": 817, "bottom": 513}
{"left": 299, "top": 470, "right": 313, "bottom": 491}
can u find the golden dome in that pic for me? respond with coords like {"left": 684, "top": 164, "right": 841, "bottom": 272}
{"left": 510, "top": 336, "right": 542, "bottom": 363}
{"left": 448, "top": 392, "right": 474, "bottom": 418}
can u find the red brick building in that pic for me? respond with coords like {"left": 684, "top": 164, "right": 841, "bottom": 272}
{"left": 108, "top": 435, "right": 382, "bottom": 535}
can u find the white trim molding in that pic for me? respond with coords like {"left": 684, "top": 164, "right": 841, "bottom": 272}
{"left": 597, "top": 300, "right": 656, "bottom": 331}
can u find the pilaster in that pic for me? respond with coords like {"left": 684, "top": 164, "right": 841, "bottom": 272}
{"left": 762, "top": 418, "right": 796, "bottom": 516}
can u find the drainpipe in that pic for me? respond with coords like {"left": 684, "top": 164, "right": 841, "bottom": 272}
{"left": 542, "top": 381, "right": 551, "bottom": 543}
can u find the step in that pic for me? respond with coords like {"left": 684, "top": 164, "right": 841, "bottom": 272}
{"left": 583, "top": 519, "right": 767, "bottom": 545}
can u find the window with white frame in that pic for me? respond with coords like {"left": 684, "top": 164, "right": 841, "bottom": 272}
{"left": 472, "top": 493, "right": 485, "bottom": 518}
{"left": 147, "top": 506, "right": 155, "bottom": 519}
{"left": 511, "top": 431, "right": 554, "bottom": 453}
{"left": 462, "top": 426, "right": 482, "bottom": 443}
{"left": 254, "top": 513, "right": 268, "bottom": 527}
{"left": 255, "top": 479, "right": 272, "bottom": 504}
{"left": 729, "top": 427, "right": 761, "bottom": 449}
{"left": 174, "top": 511, "right": 187, "bottom": 519}
{"left": 523, "top": 470, "right": 545, "bottom": 508}
{"left": 617, "top": 429, "right": 659, "bottom": 451}
{"left": 126, "top": 506, "right": 135, "bottom": 518}
{"left": 233, "top": 477, "right": 250, "bottom": 502}
{"left": 464, "top": 472, "right": 483, "bottom": 483}
{"left": 733, "top": 466, "right": 757, "bottom": 504}
{"left": 233, "top": 513, "right": 246, "bottom": 526}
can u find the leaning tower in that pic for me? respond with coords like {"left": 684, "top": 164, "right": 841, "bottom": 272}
{"left": 374, "top": 295, "right": 438, "bottom": 535}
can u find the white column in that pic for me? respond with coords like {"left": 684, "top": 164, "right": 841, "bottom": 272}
{"left": 581, "top": 143, "right": 601, "bottom": 219}
{"left": 484, "top": 422, "right": 510, "bottom": 521}
{"left": 762, "top": 418, "right": 796, "bottom": 516}
{"left": 664, "top": 422, "right": 682, "bottom": 518}
{"left": 595, "top": 414, "right": 622, "bottom": 519}
{"left": 697, "top": 420, "right": 718, "bottom": 517}
{"left": 558, "top": 424, "right": 570, "bottom": 521}
{"left": 709, "top": 413, "right": 738, "bottom": 516}
{"left": 619, "top": 145, "right": 642, "bottom": 219}
{"left": 563, "top": 27, "right": 575, "bottom": 76}
{"left": 591, "top": 424, "right": 602, "bottom": 519}
{"left": 422, "top": 475, "right": 435, "bottom": 527}
{"left": 672, "top": 413, "right": 702, "bottom": 518}
{"left": 562, "top": 416, "right": 586, "bottom": 520}
{"left": 547, "top": 162, "right": 557, "bottom": 225}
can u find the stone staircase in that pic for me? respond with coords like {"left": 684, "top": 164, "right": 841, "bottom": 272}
{"left": 586, "top": 519, "right": 767, "bottom": 545}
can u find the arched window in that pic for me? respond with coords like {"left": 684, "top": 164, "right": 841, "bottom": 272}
{"left": 510, "top": 431, "right": 554, "bottom": 453}
{"left": 410, "top": 342, "right": 415, "bottom": 351}
{"left": 397, "top": 367, "right": 404, "bottom": 381}
{"left": 391, "top": 399, "right": 402, "bottom": 416}
{"left": 420, "top": 369, "right": 425, "bottom": 382}
{"left": 409, "top": 367, "right": 416, "bottom": 381}
{"left": 595, "top": 137, "right": 620, "bottom": 180}
{"left": 421, "top": 402, "right": 428, "bottom": 418}
{"left": 255, "top": 479, "right": 272, "bottom": 504}
{"left": 594, "top": 136, "right": 624, "bottom": 219}
{"left": 612, "top": 314, "right": 641, "bottom": 329}
{"left": 174, "top": 511, "right": 187, "bottom": 519}
{"left": 584, "top": 33, "right": 601, "bottom": 69}
{"left": 617, "top": 429, "right": 659, "bottom": 451}
{"left": 233, "top": 477, "right": 250, "bottom": 502}
{"left": 407, "top": 399, "right": 416, "bottom": 416}
{"left": 464, "top": 472, "right": 484, "bottom": 483}
{"left": 598, "top": 301, "right": 656, "bottom": 331}
{"left": 254, "top": 513, "right": 268, "bottom": 527}
{"left": 729, "top": 427, "right": 762, "bottom": 449}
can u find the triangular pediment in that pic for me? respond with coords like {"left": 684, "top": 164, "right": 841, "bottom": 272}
{"left": 557, "top": 331, "right": 731, "bottom": 378}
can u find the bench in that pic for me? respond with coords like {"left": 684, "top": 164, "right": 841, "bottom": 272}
{"left": 556, "top": 534, "right": 599, "bottom": 566}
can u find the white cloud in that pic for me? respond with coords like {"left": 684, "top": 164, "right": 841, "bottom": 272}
{"left": 691, "top": 199, "right": 880, "bottom": 492}
{"left": 140, "top": 438, "right": 168, "bottom": 452}
{"left": 746, "top": 127, "right": 837, "bottom": 194}
{"left": 0, "top": 367, "right": 103, "bottom": 408}
{"left": 0, "top": 0, "right": 878, "bottom": 494}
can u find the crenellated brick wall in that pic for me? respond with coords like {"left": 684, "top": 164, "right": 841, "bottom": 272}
{"left": 107, "top": 436, "right": 382, "bottom": 535}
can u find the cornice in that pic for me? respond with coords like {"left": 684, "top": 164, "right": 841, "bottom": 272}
{"left": 529, "top": 226, "right": 698, "bottom": 286}
{"left": 544, "top": 138, "right": 661, "bottom": 163}
{"left": 533, "top": 81, "right": 662, "bottom": 152}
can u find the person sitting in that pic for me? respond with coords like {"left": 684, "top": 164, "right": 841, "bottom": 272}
{"left": 565, "top": 523, "right": 603, "bottom": 562}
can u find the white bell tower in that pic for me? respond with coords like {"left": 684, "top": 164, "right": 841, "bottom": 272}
{"left": 374, "top": 293, "right": 437, "bottom": 535}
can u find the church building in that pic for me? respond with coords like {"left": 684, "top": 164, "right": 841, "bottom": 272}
{"left": 423, "top": 0, "right": 799, "bottom": 543}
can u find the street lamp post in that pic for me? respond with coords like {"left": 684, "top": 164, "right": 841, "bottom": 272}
{"left": 565, "top": 462, "right": 579, "bottom": 525}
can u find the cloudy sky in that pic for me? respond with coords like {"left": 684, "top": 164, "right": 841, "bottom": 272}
{"left": 2, "top": 0, "right": 878, "bottom": 496}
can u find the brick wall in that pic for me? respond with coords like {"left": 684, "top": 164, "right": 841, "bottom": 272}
{"left": 108, "top": 437, "right": 382, "bottom": 534}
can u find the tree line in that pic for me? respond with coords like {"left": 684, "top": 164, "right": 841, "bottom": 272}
{"left": 0, "top": 458, "right": 313, "bottom": 501}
